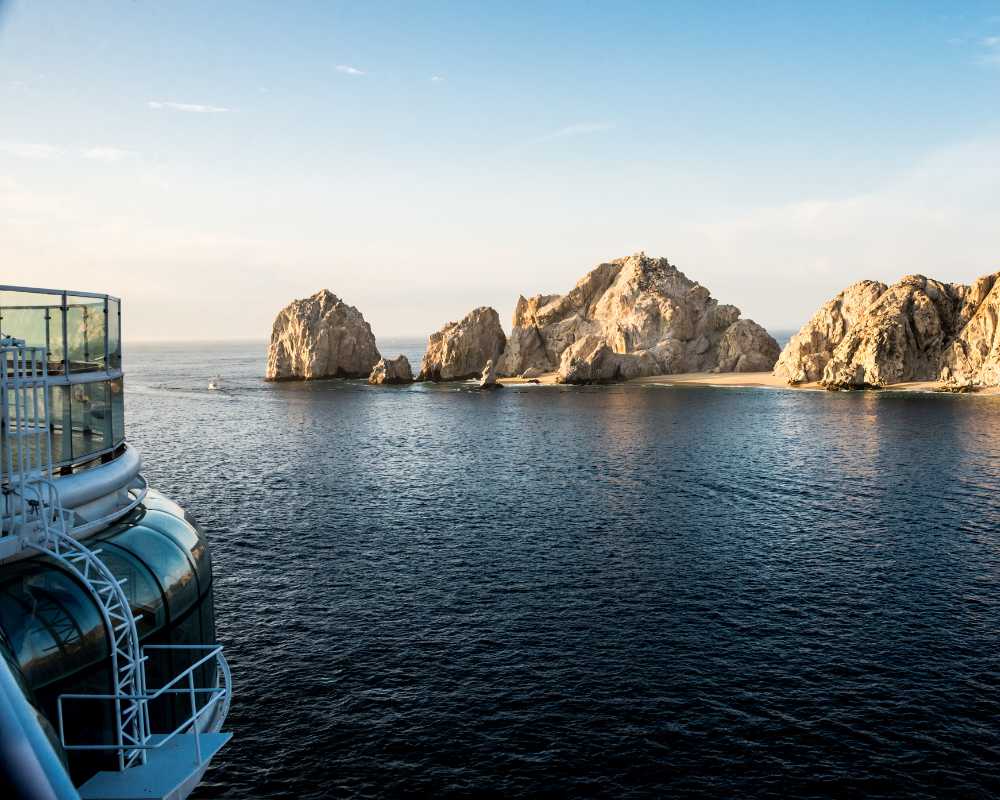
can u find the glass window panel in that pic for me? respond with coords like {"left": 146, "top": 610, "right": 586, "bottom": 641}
{"left": 0, "top": 289, "right": 64, "bottom": 374}
{"left": 0, "top": 568, "right": 108, "bottom": 689}
{"left": 47, "top": 307, "right": 65, "bottom": 375}
{"left": 91, "top": 545, "right": 166, "bottom": 637}
{"left": 110, "top": 378, "right": 125, "bottom": 444}
{"left": 49, "top": 385, "right": 73, "bottom": 464}
{"left": 0, "top": 306, "right": 47, "bottom": 348}
{"left": 140, "top": 508, "right": 212, "bottom": 592}
{"left": 65, "top": 296, "right": 106, "bottom": 374}
{"left": 70, "top": 381, "right": 111, "bottom": 460}
{"left": 108, "top": 298, "right": 121, "bottom": 369}
{"left": 108, "top": 527, "right": 200, "bottom": 622}
{"left": 0, "top": 383, "right": 49, "bottom": 477}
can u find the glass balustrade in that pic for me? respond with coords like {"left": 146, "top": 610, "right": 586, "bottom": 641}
{"left": 0, "top": 287, "right": 126, "bottom": 475}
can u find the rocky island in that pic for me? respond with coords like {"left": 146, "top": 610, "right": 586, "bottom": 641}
{"left": 266, "top": 289, "right": 381, "bottom": 381}
{"left": 499, "top": 252, "right": 780, "bottom": 383}
{"left": 775, "top": 272, "right": 1000, "bottom": 390}
{"left": 264, "top": 257, "right": 1000, "bottom": 394}
{"left": 417, "top": 307, "right": 506, "bottom": 381}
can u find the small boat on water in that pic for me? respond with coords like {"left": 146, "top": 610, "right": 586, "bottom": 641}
{"left": 208, "top": 375, "right": 223, "bottom": 390}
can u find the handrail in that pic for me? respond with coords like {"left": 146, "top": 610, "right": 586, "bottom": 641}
{"left": 68, "top": 473, "right": 149, "bottom": 538}
{"left": 0, "top": 285, "right": 120, "bottom": 302}
{"left": 57, "top": 645, "right": 231, "bottom": 768}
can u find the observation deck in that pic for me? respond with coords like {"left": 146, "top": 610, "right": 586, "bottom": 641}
{"left": 0, "top": 286, "right": 140, "bottom": 560}
{"left": 0, "top": 286, "right": 231, "bottom": 800}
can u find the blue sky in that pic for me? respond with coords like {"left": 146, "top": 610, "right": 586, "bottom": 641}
{"left": 1, "top": 0, "right": 999, "bottom": 340}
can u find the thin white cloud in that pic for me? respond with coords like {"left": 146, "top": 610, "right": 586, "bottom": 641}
{"left": 430, "top": 75, "right": 445, "bottom": 83}
{"left": 336, "top": 64, "right": 366, "bottom": 76}
{"left": 0, "top": 141, "right": 62, "bottom": 159}
{"left": 148, "top": 100, "right": 232, "bottom": 113}
{"left": 979, "top": 35, "right": 1000, "bottom": 63}
{"left": 82, "top": 147, "right": 136, "bottom": 163}
{"left": 534, "top": 122, "right": 615, "bottom": 144}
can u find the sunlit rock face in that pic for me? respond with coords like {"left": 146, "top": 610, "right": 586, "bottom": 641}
{"left": 478, "top": 358, "right": 501, "bottom": 389}
{"left": 369, "top": 355, "right": 414, "bottom": 385}
{"left": 775, "top": 272, "right": 1000, "bottom": 389}
{"left": 418, "top": 307, "right": 507, "bottom": 381}
{"left": 773, "top": 280, "right": 889, "bottom": 384}
{"left": 940, "top": 274, "right": 1000, "bottom": 387}
{"left": 495, "top": 252, "right": 780, "bottom": 383}
{"left": 266, "top": 290, "right": 381, "bottom": 381}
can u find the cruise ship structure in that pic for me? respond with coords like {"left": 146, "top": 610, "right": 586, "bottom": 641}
{"left": 0, "top": 286, "right": 232, "bottom": 800}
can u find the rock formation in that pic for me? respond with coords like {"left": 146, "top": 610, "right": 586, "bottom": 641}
{"left": 715, "top": 319, "right": 784, "bottom": 373}
{"left": 368, "top": 355, "right": 413, "bottom": 385}
{"left": 478, "top": 358, "right": 502, "bottom": 389}
{"left": 941, "top": 274, "right": 1000, "bottom": 387}
{"left": 774, "top": 272, "right": 1000, "bottom": 389}
{"left": 417, "top": 307, "right": 507, "bottom": 381}
{"left": 773, "top": 281, "right": 888, "bottom": 384}
{"left": 266, "top": 290, "right": 381, "bottom": 381}
{"left": 495, "top": 252, "right": 780, "bottom": 384}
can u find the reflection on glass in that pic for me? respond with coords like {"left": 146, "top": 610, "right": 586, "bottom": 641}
{"left": 110, "top": 378, "right": 125, "bottom": 442}
{"left": 108, "top": 299, "right": 121, "bottom": 369}
{"left": 66, "top": 296, "right": 106, "bottom": 374}
{"left": 93, "top": 546, "right": 166, "bottom": 637}
{"left": 70, "top": 382, "right": 110, "bottom": 459}
{"left": 110, "top": 528, "right": 200, "bottom": 622}
{"left": 0, "top": 290, "right": 66, "bottom": 374}
{"left": 46, "top": 381, "right": 124, "bottom": 467}
{"left": 0, "top": 289, "right": 125, "bottom": 474}
{"left": 0, "top": 568, "right": 108, "bottom": 689}
{"left": 141, "top": 508, "right": 211, "bottom": 590}
{"left": 49, "top": 385, "right": 74, "bottom": 463}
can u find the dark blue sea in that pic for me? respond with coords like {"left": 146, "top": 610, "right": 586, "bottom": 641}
{"left": 124, "top": 339, "right": 1000, "bottom": 799}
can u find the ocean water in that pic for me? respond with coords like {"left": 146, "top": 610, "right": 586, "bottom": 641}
{"left": 124, "top": 340, "right": 1000, "bottom": 799}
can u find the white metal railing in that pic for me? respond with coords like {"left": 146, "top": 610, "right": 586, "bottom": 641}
{"left": 2, "top": 335, "right": 149, "bottom": 769}
{"left": 57, "top": 645, "right": 232, "bottom": 768}
{"left": 1, "top": 337, "right": 53, "bottom": 535}
{"left": 26, "top": 495, "right": 151, "bottom": 770}
{"left": 2, "top": 334, "right": 232, "bottom": 787}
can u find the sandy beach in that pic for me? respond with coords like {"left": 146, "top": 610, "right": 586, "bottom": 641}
{"left": 499, "top": 371, "right": 1000, "bottom": 395}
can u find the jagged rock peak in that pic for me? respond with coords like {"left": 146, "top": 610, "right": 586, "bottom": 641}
{"left": 417, "top": 306, "right": 507, "bottom": 381}
{"left": 774, "top": 271, "right": 1000, "bottom": 389}
{"left": 496, "top": 252, "right": 780, "bottom": 383}
{"left": 265, "top": 289, "right": 381, "bottom": 381}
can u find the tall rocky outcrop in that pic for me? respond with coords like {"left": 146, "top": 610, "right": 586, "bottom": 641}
{"left": 266, "top": 289, "right": 381, "bottom": 381}
{"left": 774, "top": 272, "right": 1000, "bottom": 389}
{"left": 941, "top": 274, "right": 1000, "bottom": 386}
{"left": 496, "top": 252, "right": 780, "bottom": 383}
{"left": 417, "top": 307, "right": 507, "bottom": 381}
{"left": 773, "top": 281, "right": 888, "bottom": 384}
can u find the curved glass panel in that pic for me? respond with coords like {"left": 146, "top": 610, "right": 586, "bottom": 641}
{"left": 0, "top": 289, "right": 65, "bottom": 374}
{"left": 141, "top": 489, "right": 186, "bottom": 519}
{"left": 106, "top": 527, "right": 200, "bottom": 622}
{"left": 70, "top": 380, "right": 111, "bottom": 459}
{"left": 140, "top": 508, "right": 212, "bottom": 591}
{"left": 108, "top": 298, "right": 121, "bottom": 370}
{"left": 49, "top": 385, "right": 73, "bottom": 463}
{"left": 0, "top": 566, "right": 108, "bottom": 689}
{"left": 0, "top": 286, "right": 125, "bottom": 479}
{"left": 66, "top": 295, "right": 106, "bottom": 374}
{"left": 110, "top": 378, "right": 124, "bottom": 442}
{"left": 89, "top": 545, "right": 166, "bottom": 638}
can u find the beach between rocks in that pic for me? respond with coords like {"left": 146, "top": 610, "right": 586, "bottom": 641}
{"left": 498, "top": 371, "right": 1000, "bottom": 395}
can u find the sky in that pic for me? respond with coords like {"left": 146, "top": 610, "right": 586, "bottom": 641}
{"left": 1, "top": 0, "right": 999, "bottom": 341}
